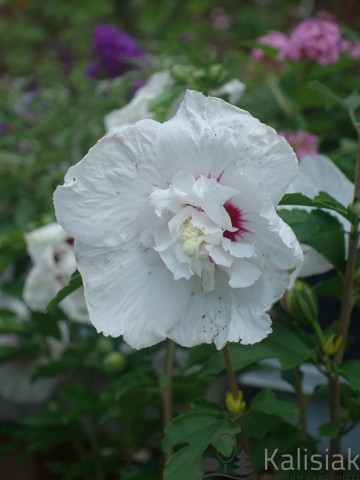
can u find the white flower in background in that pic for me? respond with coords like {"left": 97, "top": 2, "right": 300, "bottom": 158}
{"left": 104, "top": 71, "right": 245, "bottom": 134}
{"left": 23, "top": 223, "right": 89, "bottom": 323}
{"left": 105, "top": 71, "right": 173, "bottom": 134}
{"left": 0, "top": 292, "right": 68, "bottom": 404}
{"left": 54, "top": 90, "right": 302, "bottom": 350}
{"left": 286, "top": 154, "right": 354, "bottom": 278}
{"left": 209, "top": 79, "right": 245, "bottom": 105}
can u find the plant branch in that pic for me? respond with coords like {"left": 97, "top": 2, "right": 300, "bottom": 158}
{"left": 293, "top": 367, "right": 307, "bottom": 441}
{"left": 329, "top": 123, "right": 360, "bottom": 458}
{"left": 162, "top": 339, "right": 175, "bottom": 463}
{"left": 222, "top": 343, "right": 239, "bottom": 399}
{"left": 222, "top": 344, "right": 254, "bottom": 479}
{"left": 268, "top": 74, "right": 293, "bottom": 118}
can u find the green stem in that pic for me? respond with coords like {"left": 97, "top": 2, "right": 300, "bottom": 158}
{"left": 222, "top": 344, "right": 255, "bottom": 479}
{"left": 162, "top": 339, "right": 175, "bottom": 463}
{"left": 329, "top": 123, "right": 360, "bottom": 459}
{"left": 293, "top": 367, "right": 307, "bottom": 441}
{"left": 268, "top": 74, "right": 293, "bottom": 118}
{"left": 222, "top": 343, "right": 239, "bottom": 399}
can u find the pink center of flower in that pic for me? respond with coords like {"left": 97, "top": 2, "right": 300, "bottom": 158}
{"left": 223, "top": 202, "right": 251, "bottom": 242}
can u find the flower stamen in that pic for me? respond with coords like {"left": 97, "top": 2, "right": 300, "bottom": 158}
{"left": 180, "top": 220, "right": 204, "bottom": 257}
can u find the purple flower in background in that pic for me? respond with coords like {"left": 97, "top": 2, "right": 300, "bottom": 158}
{"left": 87, "top": 24, "right": 145, "bottom": 80}
{"left": 283, "top": 18, "right": 342, "bottom": 66}
{"left": 279, "top": 130, "right": 319, "bottom": 161}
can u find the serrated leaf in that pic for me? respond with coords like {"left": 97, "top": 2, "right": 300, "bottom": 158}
{"left": 201, "top": 322, "right": 310, "bottom": 377}
{"left": 163, "top": 401, "right": 240, "bottom": 480}
{"left": 250, "top": 389, "right": 298, "bottom": 417}
{"left": 45, "top": 271, "right": 82, "bottom": 313}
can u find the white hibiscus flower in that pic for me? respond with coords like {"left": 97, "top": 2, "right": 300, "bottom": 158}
{"left": 286, "top": 154, "right": 354, "bottom": 278}
{"left": 104, "top": 71, "right": 245, "bottom": 134}
{"left": 54, "top": 90, "right": 303, "bottom": 350}
{"left": 23, "top": 223, "right": 89, "bottom": 323}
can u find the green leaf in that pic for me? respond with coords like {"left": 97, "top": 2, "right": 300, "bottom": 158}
{"left": 45, "top": 270, "right": 82, "bottom": 313}
{"left": 309, "top": 81, "right": 347, "bottom": 109}
{"left": 279, "top": 192, "right": 352, "bottom": 222}
{"left": 319, "top": 420, "right": 344, "bottom": 438}
{"left": 250, "top": 389, "right": 298, "bottom": 417}
{"left": 279, "top": 208, "right": 346, "bottom": 270}
{"left": 334, "top": 361, "right": 360, "bottom": 391}
{"left": 163, "top": 401, "right": 240, "bottom": 480}
{"left": 344, "top": 91, "right": 360, "bottom": 111}
{"left": 314, "top": 275, "right": 344, "bottom": 301}
{"left": 0, "top": 315, "right": 30, "bottom": 335}
{"left": 201, "top": 322, "right": 310, "bottom": 377}
{"left": 32, "top": 311, "right": 62, "bottom": 339}
{"left": 241, "top": 412, "right": 283, "bottom": 440}
{"left": 0, "top": 344, "right": 38, "bottom": 363}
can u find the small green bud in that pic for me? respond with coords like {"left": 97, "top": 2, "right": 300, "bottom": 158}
{"left": 225, "top": 390, "right": 246, "bottom": 415}
{"left": 283, "top": 279, "right": 319, "bottom": 326}
{"left": 103, "top": 352, "right": 126, "bottom": 372}
{"left": 208, "top": 64, "right": 223, "bottom": 81}
{"left": 97, "top": 338, "right": 114, "bottom": 355}
{"left": 322, "top": 333, "right": 342, "bottom": 357}
{"left": 348, "top": 200, "right": 360, "bottom": 219}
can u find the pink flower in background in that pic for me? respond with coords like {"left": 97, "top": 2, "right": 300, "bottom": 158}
{"left": 283, "top": 18, "right": 342, "bottom": 65}
{"left": 251, "top": 30, "right": 288, "bottom": 62}
{"left": 279, "top": 130, "right": 319, "bottom": 161}
{"left": 340, "top": 38, "right": 360, "bottom": 60}
{"left": 211, "top": 8, "right": 232, "bottom": 30}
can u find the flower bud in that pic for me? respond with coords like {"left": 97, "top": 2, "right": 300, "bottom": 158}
{"left": 322, "top": 333, "right": 342, "bottom": 356}
{"left": 348, "top": 200, "right": 360, "bottom": 219}
{"left": 103, "top": 351, "right": 126, "bottom": 372}
{"left": 283, "top": 279, "right": 319, "bottom": 326}
{"left": 225, "top": 390, "right": 246, "bottom": 415}
{"left": 97, "top": 337, "right": 114, "bottom": 355}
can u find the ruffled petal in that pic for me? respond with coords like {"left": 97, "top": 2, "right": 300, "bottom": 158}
{"left": 155, "top": 91, "right": 298, "bottom": 203}
{"left": 76, "top": 242, "right": 193, "bottom": 348}
{"left": 55, "top": 125, "right": 162, "bottom": 248}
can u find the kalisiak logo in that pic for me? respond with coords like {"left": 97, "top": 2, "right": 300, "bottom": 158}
{"left": 202, "top": 433, "right": 253, "bottom": 479}
{"left": 265, "top": 448, "right": 360, "bottom": 472}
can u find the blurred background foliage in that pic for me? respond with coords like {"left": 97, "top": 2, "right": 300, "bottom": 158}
{"left": 0, "top": 0, "right": 359, "bottom": 478}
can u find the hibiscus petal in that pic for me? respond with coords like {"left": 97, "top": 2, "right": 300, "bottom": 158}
{"left": 76, "top": 242, "right": 192, "bottom": 348}
{"left": 155, "top": 90, "right": 298, "bottom": 203}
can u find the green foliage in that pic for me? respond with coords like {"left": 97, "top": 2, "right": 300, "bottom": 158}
{"left": 163, "top": 401, "right": 240, "bottom": 480}
{"left": 279, "top": 208, "right": 346, "bottom": 270}
{"left": 0, "top": 1, "right": 359, "bottom": 478}
{"left": 335, "top": 361, "right": 360, "bottom": 391}
{"left": 198, "top": 321, "right": 311, "bottom": 377}
{"left": 250, "top": 389, "right": 299, "bottom": 417}
{"left": 46, "top": 271, "right": 83, "bottom": 313}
